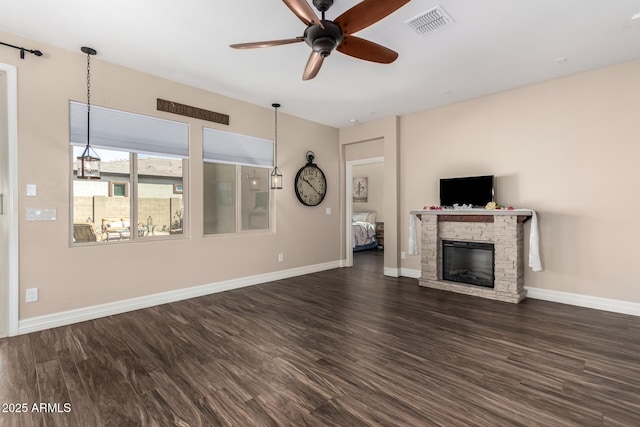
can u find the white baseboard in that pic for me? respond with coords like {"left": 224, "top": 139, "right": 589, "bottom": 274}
{"left": 525, "top": 287, "right": 640, "bottom": 317}
{"left": 384, "top": 267, "right": 400, "bottom": 277}
{"left": 394, "top": 272, "right": 639, "bottom": 317}
{"left": 392, "top": 274, "right": 638, "bottom": 316}
{"left": 26, "top": 261, "right": 636, "bottom": 335}
{"left": 18, "top": 260, "right": 342, "bottom": 335}
{"left": 401, "top": 268, "right": 422, "bottom": 279}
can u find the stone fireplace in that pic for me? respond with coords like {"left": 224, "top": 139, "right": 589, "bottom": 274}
{"left": 414, "top": 211, "right": 532, "bottom": 303}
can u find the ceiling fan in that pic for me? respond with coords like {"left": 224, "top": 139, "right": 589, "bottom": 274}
{"left": 230, "top": 0, "right": 410, "bottom": 80}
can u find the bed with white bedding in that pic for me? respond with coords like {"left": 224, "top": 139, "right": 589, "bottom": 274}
{"left": 352, "top": 211, "right": 377, "bottom": 251}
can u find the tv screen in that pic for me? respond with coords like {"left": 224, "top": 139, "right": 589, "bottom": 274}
{"left": 440, "top": 175, "right": 494, "bottom": 207}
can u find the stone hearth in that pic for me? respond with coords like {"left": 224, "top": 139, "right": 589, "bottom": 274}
{"left": 413, "top": 211, "right": 531, "bottom": 303}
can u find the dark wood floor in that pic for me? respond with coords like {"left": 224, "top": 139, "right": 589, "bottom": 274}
{"left": 2, "top": 250, "right": 640, "bottom": 426}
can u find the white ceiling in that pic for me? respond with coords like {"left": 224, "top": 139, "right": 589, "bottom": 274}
{"left": 2, "top": 0, "right": 640, "bottom": 128}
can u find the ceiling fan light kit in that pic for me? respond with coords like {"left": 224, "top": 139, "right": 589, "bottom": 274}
{"left": 230, "top": 0, "right": 410, "bottom": 80}
{"left": 305, "top": 22, "right": 342, "bottom": 58}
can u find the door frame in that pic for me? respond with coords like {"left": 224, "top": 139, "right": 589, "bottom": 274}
{"left": 345, "top": 156, "right": 384, "bottom": 267}
{"left": 1, "top": 62, "right": 19, "bottom": 337}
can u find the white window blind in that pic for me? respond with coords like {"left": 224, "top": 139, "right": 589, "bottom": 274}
{"left": 69, "top": 101, "right": 189, "bottom": 158}
{"left": 203, "top": 127, "right": 273, "bottom": 167}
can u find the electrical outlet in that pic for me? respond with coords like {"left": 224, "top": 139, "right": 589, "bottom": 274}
{"left": 26, "top": 288, "right": 38, "bottom": 303}
{"left": 401, "top": 251, "right": 406, "bottom": 259}
{"left": 278, "top": 253, "right": 284, "bottom": 263}
{"left": 325, "top": 207, "right": 331, "bottom": 215}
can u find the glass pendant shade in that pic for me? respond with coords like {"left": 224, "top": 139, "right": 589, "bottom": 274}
{"left": 270, "top": 167, "right": 283, "bottom": 190}
{"left": 77, "top": 145, "right": 101, "bottom": 180}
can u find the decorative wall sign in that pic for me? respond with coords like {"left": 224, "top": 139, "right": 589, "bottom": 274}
{"left": 353, "top": 177, "right": 368, "bottom": 202}
{"left": 157, "top": 99, "right": 229, "bottom": 125}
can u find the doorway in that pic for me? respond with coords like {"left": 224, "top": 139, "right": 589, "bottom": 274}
{"left": 0, "top": 63, "right": 19, "bottom": 337}
{"left": 346, "top": 157, "right": 384, "bottom": 268}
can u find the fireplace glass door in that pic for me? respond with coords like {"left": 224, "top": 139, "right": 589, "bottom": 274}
{"left": 442, "top": 240, "right": 494, "bottom": 288}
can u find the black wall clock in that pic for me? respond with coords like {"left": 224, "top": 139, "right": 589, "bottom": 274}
{"left": 294, "top": 151, "right": 327, "bottom": 206}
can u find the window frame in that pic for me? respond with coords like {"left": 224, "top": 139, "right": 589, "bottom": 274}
{"left": 71, "top": 150, "right": 189, "bottom": 245}
{"left": 203, "top": 163, "right": 273, "bottom": 236}
{"left": 202, "top": 126, "right": 275, "bottom": 237}
{"left": 69, "top": 103, "right": 189, "bottom": 246}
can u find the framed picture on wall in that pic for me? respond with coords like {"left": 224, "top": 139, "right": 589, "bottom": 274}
{"left": 353, "top": 177, "right": 368, "bottom": 202}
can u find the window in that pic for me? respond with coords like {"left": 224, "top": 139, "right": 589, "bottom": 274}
{"left": 202, "top": 128, "right": 273, "bottom": 235}
{"left": 70, "top": 102, "right": 188, "bottom": 243}
{"left": 110, "top": 181, "right": 129, "bottom": 197}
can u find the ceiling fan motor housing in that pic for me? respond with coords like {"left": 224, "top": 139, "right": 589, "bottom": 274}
{"left": 304, "top": 20, "right": 343, "bottom": 57}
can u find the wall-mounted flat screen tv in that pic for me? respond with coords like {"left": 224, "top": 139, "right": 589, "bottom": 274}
{"left": 440, "top": 175, "right": 494, "bottom": 207}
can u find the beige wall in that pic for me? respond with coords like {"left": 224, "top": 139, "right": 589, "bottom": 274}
{"left": 1, "top": 31, "right": 340, "bottom": 319}
{"left": 398, "top": 59, "right": 640, "bottom": 303}
{"left": 344, "top": 138, "right": 384, "bottom": 161}
{"left": 5, "top": 27, "right": 639, "bottom": 320}
{"left": 352, "top": 162, "right": 384, "bottom": 222}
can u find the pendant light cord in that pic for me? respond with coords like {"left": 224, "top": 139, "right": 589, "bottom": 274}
{"left": 272, "top": 103, "right": 281, "bottom": 169}
{"left": 86, "top": 50, "right": 91, "bottom": 151}
{"left": 274, "top": 104, "right": 278, "bottom": 166}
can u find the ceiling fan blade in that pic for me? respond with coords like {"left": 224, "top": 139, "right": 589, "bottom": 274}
{"left": 230, "top": 37, "right": 304, "bottom": 49}
{"left": 282, "top": 0, "right": 323, "bottom": 28}
{"left": 334, "top": 0, "right": 410, "bottom": 35}
{"left": 337, "top": 36, "right": 398, "bottom": 63}
{"left": 302, "top": 51, "right": 324, "bottom": 80}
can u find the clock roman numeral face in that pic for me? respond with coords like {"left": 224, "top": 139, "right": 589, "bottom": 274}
{"left": 295, "top": 165, "right": 327, "bottom": 206}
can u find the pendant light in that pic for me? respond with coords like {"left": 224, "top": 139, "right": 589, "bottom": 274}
{"left": 76, "top": 46, "right": 100, "bottom": 180}
{"left": 270, "top": 103, "right": 283, "bottom": 190}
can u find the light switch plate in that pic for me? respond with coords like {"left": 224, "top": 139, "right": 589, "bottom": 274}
{"left": 26, "top": 208, "right": 57, "bottom": 221}
{"left": 26, "top": 184, "right": 37, "bottom": 197}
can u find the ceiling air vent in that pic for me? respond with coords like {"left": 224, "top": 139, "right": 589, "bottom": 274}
{"left": 405, "top": 5, "right": 453, "bottom": 35}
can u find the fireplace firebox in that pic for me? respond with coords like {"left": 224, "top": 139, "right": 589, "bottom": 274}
{"left": 442, "top": 240, "right": 494, "bottom": 288}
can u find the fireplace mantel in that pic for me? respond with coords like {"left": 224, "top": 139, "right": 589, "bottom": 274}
{"left": 412, "top": 209, "right": 532, "bottom": 223}
{"left": 411, "top": 209, "right": 532, "bottom": 303}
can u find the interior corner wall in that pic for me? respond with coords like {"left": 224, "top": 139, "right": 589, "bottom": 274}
{"left": 400, "top": 59, "right": 640, "bottom": 304}
{"left": 0, "top": 31, "right": 341, "bottom": 321}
